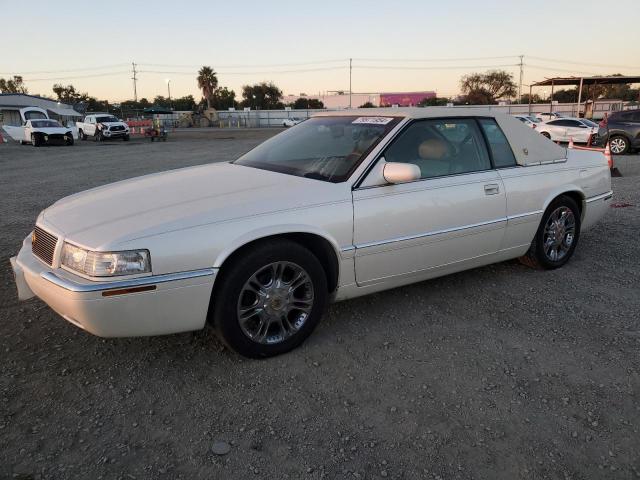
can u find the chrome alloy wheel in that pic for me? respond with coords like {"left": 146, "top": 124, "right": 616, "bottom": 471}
{"left": 609, "top": 137, "right": 627, "bottom": 154}
{"left": 237, "top": 261, "right": 314, "bottom": 345}
{"left": 543, "top": 206, "right": 576, "bottom": 262}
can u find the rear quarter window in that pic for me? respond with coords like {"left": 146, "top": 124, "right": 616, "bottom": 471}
{"left": 478, "top": 118, "right": 517, "bottom": 168}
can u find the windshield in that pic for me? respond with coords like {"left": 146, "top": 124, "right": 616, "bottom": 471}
{"left": 96, "top": 116, "right": 118, "bottom": 123}
{"left": 31, "top": 120, "right": 61, "bottom": 128}
{"left": 580, "top": 119, "right": 598, "bottom": 128}
{"left": 234, "top": 116, "right": 400, "bottom": 182}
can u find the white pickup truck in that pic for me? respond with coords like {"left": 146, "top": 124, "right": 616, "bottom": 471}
{"left": 76, "top": 114, "right": 130, "bottom": 141}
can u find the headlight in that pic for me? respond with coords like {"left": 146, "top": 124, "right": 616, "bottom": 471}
{"left": 61, "top": 243, "right": 151, "bottom": 277}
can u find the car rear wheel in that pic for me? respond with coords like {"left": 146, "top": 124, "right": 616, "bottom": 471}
{"left": 609, "top": 135, "right": 629, "bottom": 155}
{"left": 212, "top": 240, "right": 328, "bottom": 358}
{"left": 519, "top": 195, "right": 581, "bottom": 270}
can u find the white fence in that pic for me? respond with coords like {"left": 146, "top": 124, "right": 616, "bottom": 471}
{"left": 202, "top": 100, "right": 639, "bottom": 129}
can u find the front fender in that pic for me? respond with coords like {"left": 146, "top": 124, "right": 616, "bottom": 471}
{"left": 213, "top": 223, "right": 344, "bottom": 268}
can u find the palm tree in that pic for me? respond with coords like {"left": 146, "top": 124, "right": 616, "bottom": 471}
{"left": 197, "top": 66, "right": 218, "bottom": 110}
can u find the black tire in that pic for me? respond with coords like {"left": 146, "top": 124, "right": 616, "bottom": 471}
{"left": 31, "top": 134, "right": 40, "bottom": 147}
{"left": 212, "top": 240, "right": 328, "bottom": 358}
{"left": 541, "top": 131, "right": 551, "bottom": 139}
{"left": 65, "top": 133, "right": 74, "bottom": 146}
{"left": 609, "top": 135, "right": 629, "bottom": 155}
{"left": 123, "top": 135, "right": 130, "bottom": 141}
{"left": 519, "top": 195, "right": 581, "bottom": 270}
{"left": 78, "top": 129, "right": 86, "bottom": 140}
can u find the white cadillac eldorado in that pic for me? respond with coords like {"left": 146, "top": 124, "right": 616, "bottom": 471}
{"left": 10, "top": 108, "right": 612, "bottom": 357}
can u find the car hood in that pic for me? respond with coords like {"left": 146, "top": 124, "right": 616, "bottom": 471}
{"left": 41, "top": 162, "right": 349, "bottom": 249}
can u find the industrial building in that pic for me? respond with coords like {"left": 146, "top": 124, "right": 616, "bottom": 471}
{"left": 0, "top": 94, "right": 82, "bottom": 127}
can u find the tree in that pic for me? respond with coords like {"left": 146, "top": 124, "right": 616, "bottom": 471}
{"left": 197, "top": 66, "right": 218, "bottom": 109}
{"left": 460, "top": 70, "right": 517, "bottom": 104}
{"left": 241, "top": 82, "right": 283, "bottom": 110}
{"left": 550, "top": 89, "right": 578, "bottom": 103}
{"left": 358, "top": 101, "right": 375, "bottom": 108}
{"left": 172, "top": 95, "right": 197, "bottom": 111}
{"left": 520, "top": 93, "right": 543, "bottom": 104}
{"left": 210, "top": 87, "right": 237, "bottom": 110}
{"left": 0, "top": 75, "right": 28, "bottom": 94}
{"left": 292, "top": 97, "right": 324, "bottom": 109}
{"left": 52, "top": 84, "right": 91, "bottom": 104}
{"left": 417, "top": 97, "right": 449, "bottom": 107}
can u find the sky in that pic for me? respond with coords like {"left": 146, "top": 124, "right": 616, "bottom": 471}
{"left": 2, "top": 0, "right": 639, "bottom": 102}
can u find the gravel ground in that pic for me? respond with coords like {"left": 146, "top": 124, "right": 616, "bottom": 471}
{"left": 0, "top": 131, "right": 638, "bottom": 480}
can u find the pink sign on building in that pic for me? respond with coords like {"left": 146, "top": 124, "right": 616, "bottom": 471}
{"left": 379, "top": 91, "right": 437, "bottom": 107}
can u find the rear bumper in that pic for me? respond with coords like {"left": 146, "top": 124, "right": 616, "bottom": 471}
{"left": 10, "top": 235, "right": 216, "bottom": 337}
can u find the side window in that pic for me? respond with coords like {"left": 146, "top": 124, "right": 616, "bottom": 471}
{"left": 478, "top": 118, "right": 517, "bottom": 168}
{"left": 567, "top": 120, "right": 583, "bottom": 127}
{"left": 547, "top": 120, "right": 561, "bottom": 125}
{"left": 383, "top": 118, "right": 491, "bottom": 179}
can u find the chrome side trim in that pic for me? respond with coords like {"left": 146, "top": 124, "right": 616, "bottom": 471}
{"left": 41, "top": 268, "right": 216, "bottom": 293}
{"left": 355, "top": 217, "right": 506, "bottom": 250}
{"left": 506, "top": 210, "right": 543, "bottom": 220}
{"left": 340, "top": 246, "right": 356, "bottom": 252}
{"left": 585, "top": 191, "right": 613, "bottom": 203}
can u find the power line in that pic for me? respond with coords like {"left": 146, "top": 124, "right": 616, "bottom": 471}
{"left": 0, "top": 64, "right": 129, "bottom": 75}
{"left": 527, "top": 56, "right": 639, "bottom": 70}
{"left": 137, "top": 59, "right": 348, "bottom": 69}
{"left": 139, "top": 66, "right": 348, "bottom": 75}
{"left": 352, "top": 55, "right": 519, "bottom": 62}
{"left": 526, "top": 64, "right": 603, "bottom": 76}
{"left": 22, "top": 71, "right": 130, "bottom": 82}
{"left": 356, "top": 63, "right": 520, "bottom": 71}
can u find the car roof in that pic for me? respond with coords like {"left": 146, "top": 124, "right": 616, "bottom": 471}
{"left": 312, "top": 107, "right": 511, "bottom": 120}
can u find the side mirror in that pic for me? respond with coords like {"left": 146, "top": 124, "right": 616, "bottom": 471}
{"left": 383, "top": 162, "right": 421, "bottom": 184}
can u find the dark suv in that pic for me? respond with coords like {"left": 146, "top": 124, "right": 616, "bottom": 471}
{"left": 597, "top": 110, "right": 640, "bottom": 154}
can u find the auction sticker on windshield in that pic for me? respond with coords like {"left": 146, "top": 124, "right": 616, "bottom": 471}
{"left": 352, "top": 117, "right": 394, "bottom": 125}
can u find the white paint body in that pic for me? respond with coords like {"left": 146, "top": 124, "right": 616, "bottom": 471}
{"left": 76, "top": 114, "right": 129, "bottom": 139}
{"left": 2, "top": 107, "right": 74, "bottom": 143}
{"left": 537, "top": 117, "right": 598, "bottom": 143}
{"left": 11, "top": 108, "right": 612, "bottom": 338}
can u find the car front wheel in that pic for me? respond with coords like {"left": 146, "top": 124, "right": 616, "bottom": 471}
{"left": 609, "top": 135, "right": 629, "bottom": 154}
{"left": 212, "top": 240, "right": 328, "bottom": 358}
{"left": 520, "top": 195, "right": 581, "bottom": 269}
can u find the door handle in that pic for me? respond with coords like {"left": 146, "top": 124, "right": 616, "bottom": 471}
{"left": 484, "top": 184, "right": 500, "bottom": 195}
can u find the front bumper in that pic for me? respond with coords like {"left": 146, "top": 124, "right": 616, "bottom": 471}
{"left": 10, "top": 235, "right": 216, "bottom": 337}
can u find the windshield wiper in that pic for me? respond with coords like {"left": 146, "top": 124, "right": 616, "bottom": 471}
{"left": 303, "top": 172, "right": 327, "bottom": 180}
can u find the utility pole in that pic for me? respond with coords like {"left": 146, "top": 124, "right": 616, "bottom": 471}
{"left": 518, "top": 55, "right": 524, "bottom": 104}
{"left": 349, "top": 58, "right": 352, "bottom": 109}
{"left": 131, "top": 62, "right": 138, "bottom": 102}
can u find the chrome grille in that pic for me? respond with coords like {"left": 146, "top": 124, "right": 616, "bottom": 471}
{"left": 32, "top": 226, "right": 58, "bottom": 266}
{"left": 111, "top": 125, "right": 125, "bottom": 131}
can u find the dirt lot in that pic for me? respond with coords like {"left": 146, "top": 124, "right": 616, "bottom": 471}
{"left": 1, "top": 130, "right": 638, "bottom": 480}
